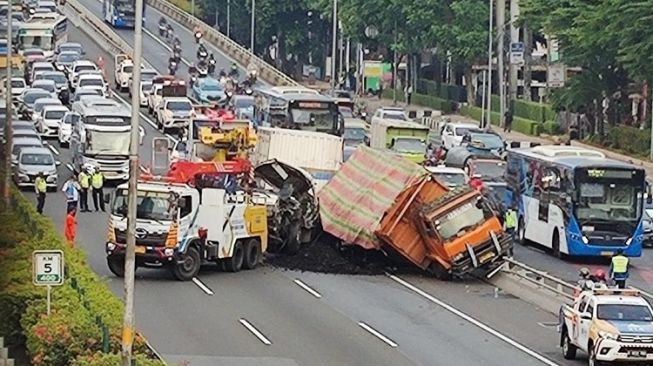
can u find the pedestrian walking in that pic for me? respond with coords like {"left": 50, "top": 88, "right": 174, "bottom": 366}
{"left": 91, "top": 168, "right": 105, "bottom": 212}
{"left": 609, "top": 249, "right": 630, "bottom": 289}
{"left": 405, "top": 84, "right": 413, "bottom": 105}
{"left": 34, "top": 172, "right": 47, "bottom": 214}
{"left": 504, "top": 108, "right": 513, "bottom": 133}
{"left": 61, "top": 175, "right": 80, "bottom": 213}
{"left": 64, "top": 206, "right": 77, "bottom": 247}
{"left": 78, "top": 166, "right": 91, "bottom": 212}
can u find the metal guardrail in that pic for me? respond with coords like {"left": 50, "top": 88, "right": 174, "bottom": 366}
{"left": 145, "top": 0, "right": 299, "bottom": 87}
{"left": 498, "top": 257, "right": 579, "bottom": 301}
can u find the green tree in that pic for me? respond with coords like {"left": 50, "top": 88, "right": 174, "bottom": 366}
{"left": 430, "top": 0, "right": 489, "bottom": 104}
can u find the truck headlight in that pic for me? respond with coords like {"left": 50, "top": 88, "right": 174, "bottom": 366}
{"left": 598, "top": 331, "right": 618, "bottom": 340}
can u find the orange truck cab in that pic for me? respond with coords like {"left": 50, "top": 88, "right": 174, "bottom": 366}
{"left": 376, "top": 181, "right": 512, "bottom": 279}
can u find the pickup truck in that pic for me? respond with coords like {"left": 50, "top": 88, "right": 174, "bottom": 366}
{"left": 114, "top": 54, "right": 134, "bottom": 92}
{"left": 155, "top": 96, "right": 194, "bottom": 132}
{"left": 560, "top": 288, "right": 653, "bottom": 365}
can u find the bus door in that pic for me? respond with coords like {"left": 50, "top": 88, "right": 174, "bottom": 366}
{"left": 539, "top": 168, "right": 561, "bottom": 222}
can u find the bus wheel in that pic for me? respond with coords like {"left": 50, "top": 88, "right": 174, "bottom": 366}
{"left": 518, "top": 217, "right": 528, "bottom": 246}
{"left": 552, "top": 230, "right": 563, "bottom": 258}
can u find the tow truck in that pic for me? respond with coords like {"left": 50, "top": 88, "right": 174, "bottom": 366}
{"left": 560, "top": 288, "right": 653, "bottom": 365}
{"left": 105, "top": 171, "right": 268, "bottom": 281}
{"left": 113, "top": 54, "right": 133, "bottom": 92}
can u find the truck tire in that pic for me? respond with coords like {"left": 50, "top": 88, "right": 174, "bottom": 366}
{"left": 107, "top": 257, "right": 125, "bottom": 277}
{"left": 561, "top": 328, "right": 577, "bottom": 360}
{"left": 588, "top": 344, "right": 603, "bottom": 366}
{"left": 428, "top": 262, "right": 452, "bottom": 281}
{"left": 224, "top": 242, "right": 244, "bottom": 272}
{"left": 243, "top": 239, "right": 261, "bottom": 270}
{"left": 172, "top": 246, "right": 201, "bottom": 281}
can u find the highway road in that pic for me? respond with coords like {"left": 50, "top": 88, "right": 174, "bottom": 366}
{"left": 12, "top": 5, "right": 596, "bottom": 365}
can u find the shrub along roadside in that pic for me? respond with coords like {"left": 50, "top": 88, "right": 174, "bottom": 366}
{"left": 380, "top": 89, "right": 454, "bottom": 113}
{"left": 0, "top": 188, "right": 164, "bottom": 366}
{"left": 459, "top": 105, "right": 541, "bottom": 136}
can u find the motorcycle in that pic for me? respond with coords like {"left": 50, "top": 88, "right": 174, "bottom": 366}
{"left": 208, "top": 59, "right": 216, "bottom": 75}
{"left": 158, "top": 23, "right": 166, "bottom": 37}
{"left": 189, "top": 75, "right": 197, "bottom": 88}
{"left": 173, "top": 50, "right": 181, "bottom": 63}
{"left": 197, "top": 63, "right": 208, "bottom": 78}
{"left": 194, "top": 31, "right": 202, "bottom": 44}
{"left": 169, "top": 61, "right": 178, "bottom": 76}
{"left": 197, "top": 48, "right": 208, "bottom": 61}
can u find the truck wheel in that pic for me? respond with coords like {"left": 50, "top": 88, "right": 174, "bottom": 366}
{"left": 172, "top": 246, "right": 201, "bottom": 281}
{"left": 588, "top": 345, "right": 602, "bottom": 366}
{"left": 561, "top": 329, "right": 577, "bottom": 359}
{"left": 107, "top": 257, "right": 125, "bottom": 278}
{"left": 428, "top": 262, "right": 452, "bottom": 281}
{"left": 224, "top": 242, "right": 244, "bottom": 272}
{"left": 243, "top": 239, "right": 261, "bottom": 270}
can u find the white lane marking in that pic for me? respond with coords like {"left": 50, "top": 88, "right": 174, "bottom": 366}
{"left": 387, "top": 274, "right": 560, "bottom": 366}
{"left": 142, "top": 28, "right": 192, "bottom": 67}
{"left": 358, "top": 322, "right": 398, "bottom": 348}
{"left": 191, "top": 277, "right": 214, "bottom": 295}
{"left": 239, "top": 318, "right": 272, "bottom": 345}
{"left": 66, "top": 163, "right": 74, "bottom": 171}
{"left": 47, "top": 144, "right": 60, "bottom": 155}
{"left": 293, "top": 279, "right": 322, "bottom": 298}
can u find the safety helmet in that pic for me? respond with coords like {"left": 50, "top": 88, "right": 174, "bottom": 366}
{"left": 593, "top": 269, "right": 606, "bottom": 281}
{"left": 231, "top": 63, "right": 237, "bottom": 70}
{"left": 579, "top": 267, "right": 590, "bottom": 278}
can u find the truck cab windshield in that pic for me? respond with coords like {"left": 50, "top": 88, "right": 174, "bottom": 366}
{"left": 112, "top": 190, "right": 174, "bottom": 221}
{"left": 432, "top": 198, "right": 492, "bottom": 240}
{"left": 86, "top": 130, "right": 130, "bottom": 155}
{"left": 596, "top": 304, "right": 653, "bottom": 322}
{"left": 392, "top": 137, "right": 426, "bottom": 154}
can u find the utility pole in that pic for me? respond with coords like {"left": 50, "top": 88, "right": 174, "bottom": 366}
{"left": 191, "top": 0, "right": 194, "bottom": 17}
{"left": 226, "top": 0, "right": 230, "bottom": 38}
{"left": 330, "top": 0, "right": 337, "bottom": 92}
{"left": 509, "top": 0, "right": 519, "bottom": 101}
{"left": 497, "top": 0, "right": 506, "bottom": 128}
{"left": 250, "top": 0, "right": 255, "bottom": 52}
{"left": 3, "top": 0, "right": 12, "bottom": 206}
{"left": 121, "top": 0, "right": 144, "bottom": 362}
{"left": 485, "top": 0, "right": 493, "bottom": 128}
{"left": 392, "top": 19, "right": 397, "bottom": 104}
{"left": 650, "top": 82, "right": 653, "bottom": 160}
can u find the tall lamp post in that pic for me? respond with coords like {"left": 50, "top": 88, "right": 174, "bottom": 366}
{"left": 330, "top": 0, "right": 337, "bottom": 91}
{"left": 250, "top": 0, "right": 255, "bottom": 52}
{"left": 3, "top": 0, "right": 13, "bottom": 206}
{"left": 121, "top": 0, "right": 145, "bottom": 362}
{"left": 226, "top": 0, "right": 230, "bottom": 38}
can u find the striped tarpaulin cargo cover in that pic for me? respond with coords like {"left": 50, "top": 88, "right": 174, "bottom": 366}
{"left": 318, "top": 145, "right": 427, "bottom": 250}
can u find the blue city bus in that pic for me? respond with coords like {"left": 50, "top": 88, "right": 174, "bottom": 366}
{"left": 103, "top": 0, "right": 146, "bottom": 28}
{"left": 506, "top": 145, "right": 646, "bottom": 258}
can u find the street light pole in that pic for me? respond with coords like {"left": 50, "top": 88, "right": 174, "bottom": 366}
{"left": 330, "top": 0, "right": 337, "bottom": 92}
{"left": 392, "top": 19, "right": 397, "bottom": 104}
{"left": 226, "top": 0, "right": 230, "bottom": 38}
{"left": 485, "top": 0, "right": 494, "bottom": 128}
{"left": 3, "top": 0, "right": 13, "bottom": 206}
{"left": 191, "top": 0, "right": 194, "bottom": 17}
{"left": 250, "top": 0, "right": 255, "bottom": 52}
{"left": 121, "top": 0, "right": 144, "bottom": 362}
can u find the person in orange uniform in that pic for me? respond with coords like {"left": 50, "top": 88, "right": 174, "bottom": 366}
{"left": 64, "top": 206, "right": 77, "bottom": 247}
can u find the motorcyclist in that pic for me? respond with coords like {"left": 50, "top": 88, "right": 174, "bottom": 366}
{"left": 166, "top": 24, "right": 174, "bottom": 41}
{"left": 197, "top": 43, "right": 208, "bottom": 60}
{"left": 189, "top": 63, "right": 198, "bottom": 87}
{"left": 193, "top": 25, "right": 202, "bottom": 44}
{"left": 168, "top": 55, "right": 178, "bottom": 75}
{"left": 207, "top": 54, "right": 216, "bottom": 75}
{"left": 246, "top": 61, "right": 258, "bottom": 83}
{"left": 197, "top": 59, "right": 208, "bottom": 77}
{"left": 590, "top": 269, "right": 608, "bottom": 288}
{"left": 228, "top": 62, "right": 239, "bottom": 78}
{"left": 577, "top": 267, "right": 594, "bottom": 291}
{"left": 158, "top": 17, "right": 167, "bottom": 36}
{"left": 173, "top": 36, "right": 181, "bottom": 48}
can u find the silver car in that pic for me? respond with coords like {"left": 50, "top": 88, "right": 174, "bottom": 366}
{"left": 13, "top": 146, "right": 58, "bottom": 189}
{"left": 11, "top": 137, "right": 43, "bottom": 166}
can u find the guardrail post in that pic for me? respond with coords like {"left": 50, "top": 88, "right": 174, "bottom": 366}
{"left": 102, "top": 324, "right": 109, "bottom": 353}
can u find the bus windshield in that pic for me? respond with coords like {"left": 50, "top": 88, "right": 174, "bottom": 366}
{"left": 576, "top": 181, "right": 641, "bottom": 222}
{"left": 85, "top": 130, "right": 130, "bottom": 155}
{"left": 112, "top": 190, "right": 175, "bottom": 221}
{"left": 290, "top": 108, "right": 332, "bottom": 128}
{"left": 19, "top": 35, "right": 54, "bottom": 51}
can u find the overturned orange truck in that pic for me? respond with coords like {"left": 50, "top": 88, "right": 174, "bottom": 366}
{"left": 319, "top": 146, "right": 512, "bottom": 279}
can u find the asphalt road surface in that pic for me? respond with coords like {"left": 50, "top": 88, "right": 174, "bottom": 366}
{"left": 12, "top": 7, "right": 595, "bottom": 365}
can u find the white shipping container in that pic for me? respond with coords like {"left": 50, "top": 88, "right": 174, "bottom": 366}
{"left": 253, "top": 127, "right": 344, "bottom": 191}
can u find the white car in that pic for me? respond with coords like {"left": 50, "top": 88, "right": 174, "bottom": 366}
{"left": 58, "top": 111, "right": 80, "bottom": 147}
{"left": 424, "top": 165, "right": 469, "bottom": 188}
{"left": 147, "top": 83, "right": 163, "bottom": 114}
{"left": 440, "top": 122, "right": 481, "bottom": 150}
{"left": 128, "top": 68, "right": 158, "bottom": 98}
{"left": 370, "top": 107, "right": 409, "bottom": 125}
{"left": 155, "top": 97, "right": 193, "bottom": 132}
{"left": 31, "top": 97, "right": 62, "bottom": 124}
{"left": 114, "top": 59, "right": 134, "bottom": 91}
{"left": 138, "top": 81, "right": 152, "bottom": 107}
{"left": 38, "top": 105, "right": 69, "bottom": 137}
{"left": 76, "top": 74, "right": 108, "bottom": 96}
{"left": 7, "top": 77, "right": 26, "bottom": 98}
{"left": 69, "top": 60, "right": 98, "bottom": 85}
{"left": 29, "top": 61, "right": 55, "bottom": 83}
{"left": 31, "top": 79, "right": 58, "bottom": 98}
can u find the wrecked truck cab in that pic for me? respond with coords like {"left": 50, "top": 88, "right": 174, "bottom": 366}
{"left": 254, "top": 159, "right": 320, "bottom": 254}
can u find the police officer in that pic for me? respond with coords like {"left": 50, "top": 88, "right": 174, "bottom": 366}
{"left": 78, "top": 166, "right": 91, "bottom": 212}
{"left": 91, "top": 168, "right": 105, "bottom": 212}
{"left": 504, "top": 206, "right": 517, "bottom": 238}
{"left": 34, "top": 172, "right": 47, "bottom": 214}
{"left": 609, "top": 250, "right": 629, "bottom": 288}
